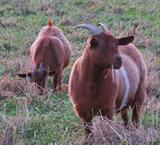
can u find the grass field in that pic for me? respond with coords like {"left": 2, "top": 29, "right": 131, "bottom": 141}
{"left": 0, "top": 0, "right": 160, "bottom": 144}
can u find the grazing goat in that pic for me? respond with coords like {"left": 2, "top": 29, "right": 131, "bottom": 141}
{"left": 68, "top": 23, "right": 147, "bottom": 133}
{"left": 18, "top": 19, "right": 71, "bottom": 93}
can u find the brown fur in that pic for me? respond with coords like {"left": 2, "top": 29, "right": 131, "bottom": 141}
{"left": 69, "top": 32, "right": 147, "bottom": 133}
{"left": 18, "top": 20, "right": 71, "bottom": 93}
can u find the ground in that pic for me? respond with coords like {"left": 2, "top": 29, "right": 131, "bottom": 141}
{"left": 0, "top": 0, "right": 160, "bottom": 145}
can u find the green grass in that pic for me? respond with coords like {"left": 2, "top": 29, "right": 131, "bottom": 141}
{"left": 0, "top": 93, "right": 82, "bottom": 144}
{"left": 21, "top": 93, "right": 82, "bottom": 145}
{"left": 0, "top": 0, "right": 160, "bottom": 144}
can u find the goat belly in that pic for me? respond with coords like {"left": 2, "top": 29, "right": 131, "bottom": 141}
{"left": 115, "top": 62, "right": 140, "bottom": 112}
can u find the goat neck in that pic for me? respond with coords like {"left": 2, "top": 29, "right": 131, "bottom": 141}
{"left": 81, "top": 49, "right": 112, "bottom": 83}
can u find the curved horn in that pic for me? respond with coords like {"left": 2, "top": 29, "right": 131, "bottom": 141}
{"left": 73, "top": 24, "right": 101, "bottom": 35}
{"left": 98, "top": 23, "right": 109, "bottom": 32}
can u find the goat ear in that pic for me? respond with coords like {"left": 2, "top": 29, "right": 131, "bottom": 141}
{"left": 90, "top": 36, "right": 98, "bottom": 48}
{"left": 17, "top": 73, "right": 32, "bottom": 78}
{"left": 118, "top": 36, "right": 134, "bottom": 45}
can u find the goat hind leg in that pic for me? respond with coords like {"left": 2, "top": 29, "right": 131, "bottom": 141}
{"left": 53, "top": 73, "right": 62, "bottom": 92}
{"left": 53, "top": 74, "right": 58, "bottom": 92}
{"left": 132, "top": 84, "right": 146, "bottom": 127}
{"left": 121, "top": 107, "right": 129, "bottom": 128}
{"left": 57, "top": 74, "right": 62, "bottom": 91}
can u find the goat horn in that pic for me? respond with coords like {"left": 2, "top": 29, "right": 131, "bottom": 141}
{"left": 73, "top": 24, "right": 101, "bottom": 35}
{"left": 98, "top": 23, "right": 109, "bottom": 32}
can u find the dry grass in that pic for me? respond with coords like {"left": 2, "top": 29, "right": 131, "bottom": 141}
{"left": 76, "top": 117, "right": 159, "bottom": 145}
{"left": 0, "top": 100, "right": 31, "bottom": 145}
{"left": 143, "top": 50, "right": 160, "bottom": 98}
{"left": 0, "top": 71, "right": 68, "bottom": 100}
{"left": 0, "top": 116, "right": 29, "bottom": 145}
{"left": 0, "top": 75, "right": 39, "bottom": 98}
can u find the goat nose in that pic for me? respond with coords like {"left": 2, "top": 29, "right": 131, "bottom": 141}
{"left": 115, "top": 56, "right": 122, "bottom": 62}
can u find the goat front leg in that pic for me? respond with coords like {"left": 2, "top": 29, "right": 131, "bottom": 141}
{"left": 102, "top": 105, "right": 115, "bottom": 120}
{"left": 83, "top": 120, "right": 92, "bottom": 134}
{"left": 36, "top": 78, "right": 46, "bottom": 95}
{"left": 77, "top": 111, "right": 93, "bottom": 134}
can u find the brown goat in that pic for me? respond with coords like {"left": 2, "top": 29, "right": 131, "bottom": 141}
{"left": 18, "top": 19, "right": 71, "bottom": 93}
{"left": 68, "top": 23, "right": 147, "bottom": 133}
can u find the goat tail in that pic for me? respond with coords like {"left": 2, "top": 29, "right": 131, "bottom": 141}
{"left": 48, "top": 18, "right": 54, "bottom": 26}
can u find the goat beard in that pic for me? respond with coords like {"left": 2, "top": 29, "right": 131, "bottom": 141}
{"left": 113, "top": 63, "right": 122, "bottom": 69}
{"left": 113, "top": 60, "right": 122, "bottom": 69}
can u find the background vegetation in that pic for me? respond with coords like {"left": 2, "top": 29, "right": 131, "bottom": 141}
{"left": 0, "top": 0, "right": 159, "bottom": 144}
